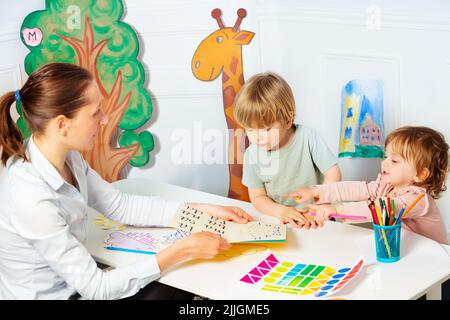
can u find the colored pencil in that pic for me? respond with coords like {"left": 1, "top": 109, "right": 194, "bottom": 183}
{"left": 389, "top": 199, "right": 395, "bottom": 226}
{"left": 367, "top": 201, "right": 378, "bottom": 225}
{"left": 376, "top": 209, "right": 393, "bottom": 259}
{"left": 308, "top": 212, "right": 367, "bottom": 220}
{"left": 331, "top": 213, "right": 367, "bottom": 220}
{"left": 394, "top": 207, "right": 406, "bottom": 224}
{"left": 402, "top": 193, "right": 425, "bottom": 219}
{"left": 388, "top": 206, "right": 406, "bottom": 244}
{"left": 382, "top": 231, "right": 393, "bottom": 259}
{"left": 374, "top": 202, "right": 383, "bottom": 226}
{"left": 383, "top": 199, "right": 390, "bottom": 226}
{"left": 367, "top": 200, "right": 377, "bottom": 223}
{"left": 105, "top": 246, "right": 156, "bottom": 255}
{"left": 386, "top": 197, "right": 392, "bottom": 225}
{"left": 382, "top": 201, "right": 388, "bottom": 226}
{"left": 373, "top": 199, "right": 392, "bottom": 258}
{"left": 379, "top": 212, "right": 393, "bottom": 258}
{"left": 385, "top": 206, "right": 389, "bottom": 226}
{"left": 370, "top": 200, "right": 380, "bottom": 225}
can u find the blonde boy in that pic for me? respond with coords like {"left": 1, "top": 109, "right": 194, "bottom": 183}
{"left": 234, "top": 72, "right": 341, "bottom": 228}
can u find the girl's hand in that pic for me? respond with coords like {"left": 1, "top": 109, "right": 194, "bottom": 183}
{"left": 187, "top": 203, "right": 253, "bottom": 224}
{"left": 286, "top": 187, "right": 319, "bottom": 205}
{"left": 305, "top": 203, "right": 336, "bottom": 226}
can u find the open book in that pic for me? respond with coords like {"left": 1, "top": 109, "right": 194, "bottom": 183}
{"left": 169, "top": 205, "right": 286, "bottom": 243}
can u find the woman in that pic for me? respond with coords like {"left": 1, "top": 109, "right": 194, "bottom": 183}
{"left": 0, "top": 62, "right": 252, "bottom": 300}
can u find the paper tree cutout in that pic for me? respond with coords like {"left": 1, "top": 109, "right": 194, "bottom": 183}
{"left": 19, "top": 0, "right": 154, "bottom": 182}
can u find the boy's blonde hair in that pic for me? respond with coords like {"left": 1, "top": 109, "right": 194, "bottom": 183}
{"left": 234, "top": 72, "right": 295, "bottom": 128}
{"left": 385, "top": 126, "right": 450, "bottom": 199}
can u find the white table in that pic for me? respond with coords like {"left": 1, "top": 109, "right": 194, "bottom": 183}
{"left": 86, "top": 178, "right": 450, "bottom": 300}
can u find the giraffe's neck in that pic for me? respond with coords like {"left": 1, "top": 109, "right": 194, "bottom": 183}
{"left": 218, "top": 48, "right": 250, "bottom": 202}
{"left": 221, "top": 53, "right": 244, "bottom": 130}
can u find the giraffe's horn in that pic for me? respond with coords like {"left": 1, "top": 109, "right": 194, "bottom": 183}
{"left": 232, "top": 8, "right": 247, "bottom": 32}
{"left": 211, "top": 8, "right": 225, "bottom": 29}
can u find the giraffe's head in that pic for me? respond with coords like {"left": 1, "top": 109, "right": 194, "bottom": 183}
{"left": 192, "top": 8, "right": 254, "bottom": 81}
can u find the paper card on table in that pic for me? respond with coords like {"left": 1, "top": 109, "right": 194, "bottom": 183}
{"left": 169, "top": 205, "right": 286, "bottom": 243}
{"left": 95, "top": 214, "right": 125, "bottom": 231}
{"left": 240, "top": 250, "right": 364, "bottom": 298}
{"left": 105, "top": 229, "right": 189, "bottom": 253}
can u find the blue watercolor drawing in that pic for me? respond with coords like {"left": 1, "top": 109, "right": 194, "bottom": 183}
{"left": 338, "top": 79, "right": 384, "bottom": 158}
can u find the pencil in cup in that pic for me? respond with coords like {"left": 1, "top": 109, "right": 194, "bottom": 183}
{"left": 389, "top": 198, "right": 395, "bottom": 225}
{"left": 368, "top": 200, "right": 393, "bottom": 260}
{"left": 373, "top": 222, "right": 401, "bottom": 263}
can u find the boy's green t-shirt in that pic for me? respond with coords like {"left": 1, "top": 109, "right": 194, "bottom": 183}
{"left": 242, "top": 124, "right": 338, "bottom": 207}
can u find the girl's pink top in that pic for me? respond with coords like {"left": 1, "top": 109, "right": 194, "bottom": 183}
{"left": 315, "top": 174, "right": 448, "bottom": 244}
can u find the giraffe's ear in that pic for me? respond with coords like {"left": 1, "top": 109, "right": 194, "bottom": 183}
{"left": 232, "top": 30, "right": 254, "bottom": 45}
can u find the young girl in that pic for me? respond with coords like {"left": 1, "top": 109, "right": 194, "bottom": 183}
{"left": 0, "top": 62, "right": 252, "bottom": 300}
{"left": 289, "top": 126, "right": 449, "bottom": 244}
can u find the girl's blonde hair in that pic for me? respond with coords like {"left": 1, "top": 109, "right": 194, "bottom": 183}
{"left": 385, "top": 126, "right": 449, "bottom": 199}
{"left": 234, "top": 72, "right": 295, "bottom": 128}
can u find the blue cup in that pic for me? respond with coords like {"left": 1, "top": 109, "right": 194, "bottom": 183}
{"left": 372, "top": 222, "right": 401, "bottom": 263}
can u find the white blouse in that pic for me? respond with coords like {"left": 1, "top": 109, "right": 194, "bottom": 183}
{"left": 0, "top": 136, "right": 182, "bottom": 299}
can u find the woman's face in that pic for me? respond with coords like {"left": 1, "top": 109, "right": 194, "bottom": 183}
{"left": 65, "top": 83, "right": 108, "bottom": 151}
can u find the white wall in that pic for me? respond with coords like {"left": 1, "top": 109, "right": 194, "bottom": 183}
{"left": 259, "top": 0, "right": 450, "bottom": 238}
{"left": 1, "top": 0, "right": 449, "bottom": 238}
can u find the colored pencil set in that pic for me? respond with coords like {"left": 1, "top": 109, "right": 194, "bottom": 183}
{"left": 367, "top": 193, "right": 425, "bottom": 262}
{"left": 367, "top": 193, "right": 425, "bottom": 227}
{"left": 367, "top": 197, "right": 396, "bottom": 227}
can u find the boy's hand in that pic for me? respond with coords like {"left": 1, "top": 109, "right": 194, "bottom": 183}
{"left": 279, "top": 206, "right": 308, "bottom": 227}
{"left": 280, "top": 213, "right": 321, "bottom": 230}
{"left": 287, "top": 187, "right": 319, "bottom": 205}
{"left": 305, "top": 203, "right": 336, "bottom": 226}
{"left": 279, "top": 207, "right": 321, "bottom": 229}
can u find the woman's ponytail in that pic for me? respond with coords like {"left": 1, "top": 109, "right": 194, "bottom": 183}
{"left": 0, "top": 91, "right": 27, "bottom": 166}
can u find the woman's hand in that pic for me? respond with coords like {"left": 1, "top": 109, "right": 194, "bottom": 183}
{"left": 180, "top": 231, "right": 231, "bottom": 259}
{"left": 156, "top": 231, "right": 231, "bottom": 271}
{"left": 286, "top": 187, "right": 319, "bottom": 205}
{"left": 187, "top": 203, "right": 253, "bottom": 224}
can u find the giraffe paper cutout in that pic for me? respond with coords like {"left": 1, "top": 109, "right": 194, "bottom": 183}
{"left": 192, "top": 8, "right": 254, "bottom": 202}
